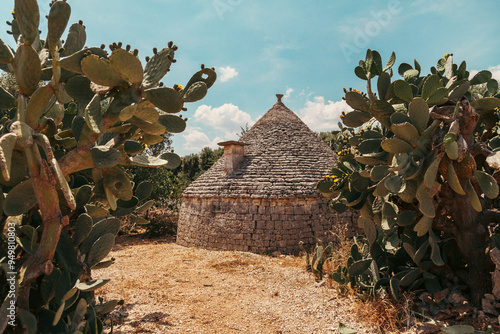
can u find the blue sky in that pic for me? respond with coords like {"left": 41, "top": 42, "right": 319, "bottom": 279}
{"left": 1, "top": 0, "right": 499, "bottom": 156}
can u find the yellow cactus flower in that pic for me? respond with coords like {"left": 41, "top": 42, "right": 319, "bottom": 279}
{"left": 352, "top": 88, "right": 361, "bottom": 94}
{"left": 334, "top": 179, "right": 340, "bottom": 183}
{"left": 443, "top": 53, "right": 450, "bottom": 60}
{"left": 178, "top": 84, "right": 184, "bottom": 90}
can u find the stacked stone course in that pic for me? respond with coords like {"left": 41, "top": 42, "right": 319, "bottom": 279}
{"left": 177, "top": 196, "right": 356, "bottom": 253}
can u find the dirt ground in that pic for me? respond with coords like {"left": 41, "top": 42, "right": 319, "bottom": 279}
{"left": 95, "top": 235, "right": 389, "bottom": 334}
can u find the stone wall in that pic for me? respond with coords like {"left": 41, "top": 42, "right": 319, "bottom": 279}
{"left": 176, "top": 196, "right": 358, "bottom": 254}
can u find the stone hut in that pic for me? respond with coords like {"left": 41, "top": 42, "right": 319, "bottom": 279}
{"left": 176, "top": 94, "right": 355, "bottom": 253}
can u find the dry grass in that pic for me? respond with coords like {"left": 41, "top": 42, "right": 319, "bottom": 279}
{"left": 353, "top": 292, "right": 416, "bottom": 333}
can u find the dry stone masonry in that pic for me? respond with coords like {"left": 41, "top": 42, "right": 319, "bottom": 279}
{"left": 177, "top": 94, "right": 357, "bottom": 253}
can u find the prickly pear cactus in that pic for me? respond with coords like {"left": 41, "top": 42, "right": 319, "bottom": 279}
{"left": 319, "top": 50, "right": 500, "bottom": 306}
{"left": 0, "top": 1, "right": 216, "bottom": 332}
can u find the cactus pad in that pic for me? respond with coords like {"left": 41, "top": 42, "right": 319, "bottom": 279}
{"left": 118, "top": 104, "right": 137, "bottom": 121}
{"left": 143, "top": 87, "right": 183, "bottom": 114}
{"left": 131, "top": 116, "right": 165, "bottom": 135}
{"left": 183, "top": 81, "right": 207, "bottom": 103}
{"left": 134, "top": 180, "right": 153, "bottom": 201}
{"left": 157, "top": 114, "right": 186, "bottom": 133}
{"left": 381, "top": 138, "right": 414, "bottom": 153}
{"left": 59, "top": 47, "right": 107, "bottom": 74}
{"left": 109, "top": 48, "right": 143, "bottom": 85}
{"left": 26, "top": 85, "right": 54, "bottom": 128}
{"left": 473, "top": 170, "right": 499, "bottom": 199}
{"left": 0, "top": 39, "right": 15, "bottom": 64}
{"left": 124, "top": 140, "right": 144, "bottom": 155}
{"left": 134, "top": 199, "right": 154, "bottom": 214}
{"left": 341, "top": 110, "right": 372, "bottom": 128}
{"left": 0, "top": 133, "right": 18, "bottom": 181}
{"left": 81, "top": 54, "right": 127, "bottom": 88}
{"left": 62, "top": 22, "right": 86, "bottom": 56}
{"left": 86, "top": 233, "right": 115, "bottom": 268}
{"left": 142, "top": 47, "right": 175, "bottom": 89}
{"left": 391, "top": 122, "right": 419, "bottom": 146}
{"left": 90, "top": 146, "right": 122, "bottom": 169}
{"left": 3, "top": 178, "right": 37, "bottom": 216}
{"left": 14, "top": 44, "right": 42, "bottom": 96}
{"left": 80, "top": 217, "right": 120, "bottom": 254}
{"left": 394, "top": 80, "right": 413, "bottom": 102}
{"left": 73, "top": 213, "right": 92, "bottom": 245}
{"left": 14, "top": 0, "right": 40, "bottom": 46}
{"left": 159, "top": 152, "right": 182, "bottom": 169}
{"left": 446, "top": 161, "right": 465, "bottom": 195}
{"left": 134, "top": 106, "right": 159, "bottom": 123}
{"left": 140, "top": 134, "right": 163, "bottom": 145}
{"left": 103, "top": 166, "right": 133, "bottom": 201}
{"left": 47, "top": 1, "right": 71, "bottom": 51}
{"left": 65, "top": 75, "right": 94, "bottom": 103}
{"left": 184, "top": 67, "right": 217, "bottom": 92}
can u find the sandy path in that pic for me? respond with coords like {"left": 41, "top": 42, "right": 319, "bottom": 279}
{"left": 95, "top": 236, "right": 378, "bottom": 333}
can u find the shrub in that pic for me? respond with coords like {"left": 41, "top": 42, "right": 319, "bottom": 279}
{"left": 318, "top": 50, "right": 500, "bottom": 307}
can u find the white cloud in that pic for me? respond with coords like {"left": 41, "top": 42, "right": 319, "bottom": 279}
{"left": 283, "top": 87, "right": 293, "bottom": 101}
{"left": 299, "top": 96, "right": 352, "bottom": 132}
{"left": 218, "top": 66, "right": 238, "bottom": 82}
{"left": 194, "top": 103, "right": 254, "bottom": 137}
{"left": 182, "top": 126, "right": 223, "bottom": 151}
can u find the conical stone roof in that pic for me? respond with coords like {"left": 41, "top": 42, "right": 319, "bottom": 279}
{"left": 182, "top": 95, "right": 338, "bottom": 198}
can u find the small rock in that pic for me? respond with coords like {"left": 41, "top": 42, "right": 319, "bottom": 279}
{"left": 482, "top": 298, "right": 499, "bottom": 316}
{"left": 315, "top": 279, "right": 327, "bottom": 288}
{"left": 433, "top": 288, "right": 450, "bottom": 303}
{"left": 447, "top": 291, "right": 467, "bottom": 305}
{"left": 493, "top": 271, "right": 500, "bottom": 301}
{"left": 490, "top": 247, "right": 500, "bottom": 266}
{"left": 485, "top": 293, "right": 496, "bottom": 301}
{"left": 419, "top": 292, "right": 431, "bottom": 302}
{"left": 416, "top": 322, "right": 441, "bottom": 333}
